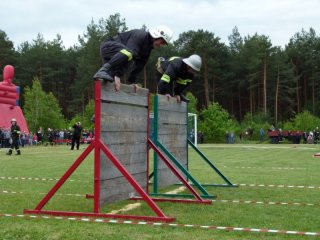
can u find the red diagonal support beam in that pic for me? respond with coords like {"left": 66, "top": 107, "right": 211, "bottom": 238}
{"left": 99, "top": 140, "right": 174, "bottom": 217}
{"left": 32, "top": 142, "right": 95, "bottom": 210}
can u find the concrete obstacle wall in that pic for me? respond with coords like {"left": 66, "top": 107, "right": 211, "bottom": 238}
{"left": 155, "top": 95, "right": 188, "bottom": 188}
{"left": 99, "top": 83, "right": 149, "bottom": 204}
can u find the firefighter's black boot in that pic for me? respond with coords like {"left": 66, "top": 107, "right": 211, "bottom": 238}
{"left": 6, "top": 149, "right": 13, "bottom": 155}
{"left": 15, "top": 149, "right": 21, "bottom": 155}
{"left": 93, "top": 63, "right": 113, "bottom": 82}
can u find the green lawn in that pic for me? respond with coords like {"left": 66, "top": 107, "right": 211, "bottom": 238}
{"left": 0, "top": 143, "right": 319, "bottom": 239}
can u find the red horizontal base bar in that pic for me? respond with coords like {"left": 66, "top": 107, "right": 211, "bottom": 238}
{"left": 86, "top": 194, "right": 94, "bottom": 199}
{"left": 130, "top": 197, "right": 212, "bottom": 204}
{"left": 23, "top": 209, "right": 175, "bottom": 223}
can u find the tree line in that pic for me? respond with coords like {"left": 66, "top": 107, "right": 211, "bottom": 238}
{"left": 1, "top": 13, "right": 320, "bottom": 127}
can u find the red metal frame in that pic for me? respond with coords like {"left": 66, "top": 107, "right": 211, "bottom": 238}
{"left": 24, "top": 82, "right": 175, "bottom": 223}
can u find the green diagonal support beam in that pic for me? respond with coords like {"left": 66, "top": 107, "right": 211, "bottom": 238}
{"left": 155, "top": 140, "right": 212, "bottom": 196}
{"left": 188, "top": 139, "right": 238, "bottom": 187}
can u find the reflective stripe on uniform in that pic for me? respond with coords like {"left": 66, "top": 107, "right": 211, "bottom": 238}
{"left": 120, "top": 49, "right": 133, "bottom": 61}
{"left": 161, "top": 74, "right": 171, "bottom": 83}
{"left": 169, "top": 56, "right": 179, "bottom": 61}
{"left": 177, "top": 78, "right": 192, "bottom": 85}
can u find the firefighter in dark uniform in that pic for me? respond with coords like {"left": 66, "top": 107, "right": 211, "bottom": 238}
{"left": 156, "top": 54, "right": 202, "bottom": 102}
{"left": 93, "top": 25, "right": 173, "bottom": 91}
{"left": 45, "top": 128, "right": 54, "bottom": 146}
{"left": 6, "top": 118, "right": 21, "bottom": 155}
{"left": 70, "top": 122, "right": 82, "bottom": 150}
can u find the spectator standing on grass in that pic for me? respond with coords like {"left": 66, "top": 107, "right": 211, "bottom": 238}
{"left": 307, "top": 132, "right": 313, "bottom": 144}
{"left": 59, "top": 129, "right": 64, "bottom": 145}
{"left": 260, "top": 128, "right": 265, "bottom": 142}
{"left": 198, "top": 131, "right": 204, "bottom": 144}
{"left": 70, "top": 122, "right": 83, "bottom": 150}
{"left": 36, "top": 127, "right": 43, "bottom": 145}
{"left": 20, "top": 131, "right": 27, "bottom": 147}
{"left": 45, "top": 128, "right": 54, "bottom": 146}
{"left": 225, "top": 130, "right": 230, "bottom": 144}
{"left": 4, "top": 128, "right": 10, "bottom": 147}
{"left": 189, "top": 129, "right": 195, "bottom": 143}
{"left": 28, "top": 132, "right": 33, "bottom": 146}
{"left": 230, "top": 131, "right": 235, "bottom": 144}
{"left": 32, "top": 133, "right": 37, "bottom": 145}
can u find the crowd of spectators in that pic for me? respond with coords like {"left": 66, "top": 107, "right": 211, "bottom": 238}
{"left": 267, "top": 126, "right": 320, "bottom": 144}
{"left": 0, "top": 127, "right": 94, "bottom": 148}
{"left": 188, "top": 130, "right": 205, "bottom": 144}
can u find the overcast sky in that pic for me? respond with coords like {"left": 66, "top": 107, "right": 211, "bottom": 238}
{"left": 2, "top": 0, "right": 320, "bottom": 49}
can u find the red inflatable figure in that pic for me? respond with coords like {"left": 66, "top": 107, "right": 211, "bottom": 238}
{"left": 0, "top": 65, "right": 29, "bottom": 133}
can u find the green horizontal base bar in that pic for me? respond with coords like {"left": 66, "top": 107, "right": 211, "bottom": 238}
{"left": 174, "top": 182, "right": 239, "bottom": 188}
{"left": 149, "top": 193, "right": 216, "bottom": 199}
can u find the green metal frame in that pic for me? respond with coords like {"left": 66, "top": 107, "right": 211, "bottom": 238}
{"left": 150, "top": 95, "right": 215, "bottom": 199}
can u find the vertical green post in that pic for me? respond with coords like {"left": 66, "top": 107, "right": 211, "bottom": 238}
{"left": 186, "top": 102, "right": 189, "bottom": 173}
{"left": 152, "top": 95, "right": 159, "bottom": 193}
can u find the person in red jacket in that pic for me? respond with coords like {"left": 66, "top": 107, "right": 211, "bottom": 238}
{"left": 93, "top": 25, "right": 173, "bottom": 91}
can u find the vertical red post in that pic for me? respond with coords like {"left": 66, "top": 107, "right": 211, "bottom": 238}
{"left": 93, "top": 81, "right": 102, "bottom": 213}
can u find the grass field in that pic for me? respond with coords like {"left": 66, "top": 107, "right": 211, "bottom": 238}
{"left": 0, "top": 143, "right": 319, "bottom": 239}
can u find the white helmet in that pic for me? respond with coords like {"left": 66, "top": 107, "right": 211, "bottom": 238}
{"left": 183, "top": 54, "right": 202, "bottom": 71}
{"left": 149, "top": 25, "right": 173, "bottom": 44}
{"left": 11, "top": 118, "right": 17, "bottom": 122}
